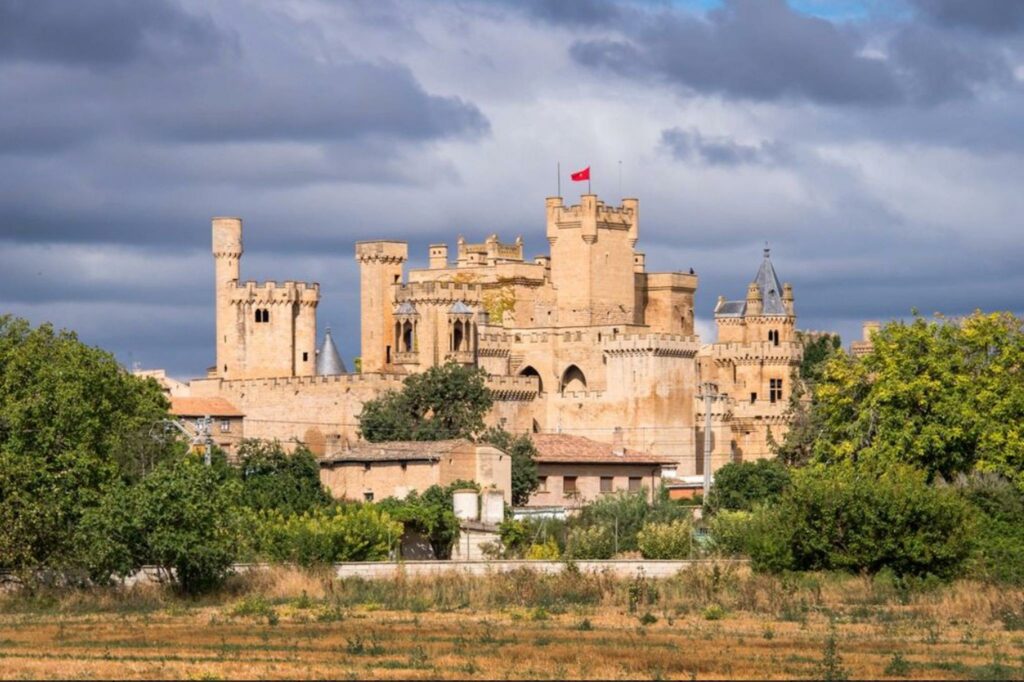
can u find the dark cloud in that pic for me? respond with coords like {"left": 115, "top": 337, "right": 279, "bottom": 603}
{"left": 515, "top": 0, "right": 623, "bottom": 26}
{"left": 661, "top": 128, "right": 789, "bottom": 166}
{"left": 0, "top": 0, "right": 226, "bottom": 68}
{"left": 570, "top": 0, "right": 1013, "bottom": 106}
{"left": 909, "top": 0, "right": 1024, "bottom": 34}
{"left": 571, "top": 0, "right": 901, "bottom": 105}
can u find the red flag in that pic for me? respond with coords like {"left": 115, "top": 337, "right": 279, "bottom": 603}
{"left": 570, "top": 166, "right": 590, "bottom": 182}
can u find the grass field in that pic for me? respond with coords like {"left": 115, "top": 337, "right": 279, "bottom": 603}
{"left": 1, "top": 564, "right": 1023, "bottom": 679}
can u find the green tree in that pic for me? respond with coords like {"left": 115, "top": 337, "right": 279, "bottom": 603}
{"left": 705, "top": 458, "right": 791, "bottom": 514}
{"left": 798, "top": 332, "right": 842, "bottom": 382}
{"left": 248, "top": 505, "right": 401, "bottom": 565}
{"left": 358, "top": 362, "right": 493, "bottom": 442}
{"left": 377, "top": 482, "right": 472, "bottom": 559}
{"left": 236, "top": 439, "right": 331, "bottom": 514}
{"left": 750, "top": 463, "right": 976, "bottom": 579}
{"left": 811, "top": 312, "right": 1024, "bottom": 484}
{"left": 957, "top": 473, "right": 1024, "bottom": 585}
{"left": 0, "top": 316, "right": 170, "bottom": 580}
{"left": 482, "top": 427, "right": 539, "bottom": 506}
{"left": 84, "top": 455, "right": 242, "bottom": 593}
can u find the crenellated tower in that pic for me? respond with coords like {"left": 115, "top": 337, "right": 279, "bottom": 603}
{"left": 211, "top": 217, "right": 320, "bottom": 380}
{"left": 355, "top": 241, "right": 408, "bottom": 373}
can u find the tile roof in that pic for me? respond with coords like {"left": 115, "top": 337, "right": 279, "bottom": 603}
{"left": 170, "top": 397, "right": 244, "bottom": 418}
{"left": 531, "top": 434, "right": 676, "bottom": 465}
{"left": 320, "top": 439, "right": 472, "bottom": 464}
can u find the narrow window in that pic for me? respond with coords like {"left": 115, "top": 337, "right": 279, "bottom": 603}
{"left": 386, "top": 345, "right": 391, "bottom": 364}
{"left": 363, "top": 491, "right": 374, "bottom": 502}
{"left": 538, "top": 476, "right": 547, "bottom": 492}
{"left": 220, "top": 419, "right": 230, "bottom": 433}
{"left": 263, "top": 309, "right": 270, "bottom": 323}
{"left": 393, "top": 274, "right": 400, "bottom": 283}
{"left": 750, "top": 392, "right": 757, "bottom": 404}
{"left": 302, "top": 352, "right": 308, "bottom": 362}
{"left": 600, "top": 476, "right": 613, "bottom": 493}
{"left": 254, "top": 309, "right": 261, "bottom": 323}
{"left": 628, "top": 477, "right": 642, "bottom": 492}
{"left": 563, "top": 476, "right": 578, "bottom": 494}
{"left": 770, "top": 378, "right": 783, "bottom": 403}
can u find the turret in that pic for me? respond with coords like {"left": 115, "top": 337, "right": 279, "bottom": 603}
{"left": 212, "top": 217, "right": 243, "bottom": 378}
{"left": 745, "top": 281, "right": 763, "bottom": 317}
{"left": 782, "top": 283, "right": 794, "bottom": 315}
{"left": 429, "top": 244, "right": 448, "bottom": 270}
{"left": 356, "top": 241, "right": 408, "bottom": 373}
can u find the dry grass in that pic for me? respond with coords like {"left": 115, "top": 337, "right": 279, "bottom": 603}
{"left": 1, "top": 565, "right": 1022, "bottom": 679}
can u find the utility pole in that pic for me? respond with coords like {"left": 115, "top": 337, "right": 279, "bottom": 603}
{"left": 699, "top": 382, "right": 718, "bottom": 498}
{"left": 160, "top": 415, "right": 215, "bottom": 466}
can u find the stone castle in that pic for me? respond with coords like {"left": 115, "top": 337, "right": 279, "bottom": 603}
{"left": 189, "top": 193, "right": 803, "bottom": 475}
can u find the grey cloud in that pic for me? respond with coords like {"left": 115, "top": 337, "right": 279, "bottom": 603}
{"left": 909, "top": 0, "right": 1024, "bottom": 34}
{"left": 0, "top": 0, "right": 226, "bottom": 68}
{"left": 571, "top": 0, "right": 901, "bottom": 105}
{"left": 514, "top": 0, "right": 624, "bottom": 26}
{"left": 660, "top": 128, "right": 789, "bottom": 166}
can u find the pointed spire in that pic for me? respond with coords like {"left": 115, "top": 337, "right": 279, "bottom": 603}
{"left": 753, "top": 244, "right": 787, "bottom": 315}
{"left": 316, "top": 327, "right": 346, "bottom": 376}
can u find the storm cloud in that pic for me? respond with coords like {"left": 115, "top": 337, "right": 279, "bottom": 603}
{"left": 0, "top": 0, "right": 1021, "bottom": 378}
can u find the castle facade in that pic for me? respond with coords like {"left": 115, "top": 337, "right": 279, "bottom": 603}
{"left": 189, "top": 193, "right": 802, "bottom": 475}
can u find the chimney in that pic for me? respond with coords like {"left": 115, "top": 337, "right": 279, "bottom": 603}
{"left": 429, "top": 243, "right": 448, "bottom": 270}
{"left": 612, "top": 426, "right": 625, "bottom": 456}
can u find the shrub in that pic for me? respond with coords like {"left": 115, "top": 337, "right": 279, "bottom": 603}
{"left": 637, "top": 519, "right": 693, "bottom": 559}
{"left": 252, "top": 505, "right": 401, "bottom": 565}
{"left": 957, "top": 473, "right": 1024, "bottom": 585}
{"left": 566, "top": 526, "right": 615, "bottom": 560}
{"left": 705, "top": 459, "right": 791, "bottom": 514}
{"left": 751, "top": 463, "right": 976, "bottom": 579}
{"left": 377, "top": 484, "right": 466, "bottom": 559}
{"left": 235, "top": 440, "right": 331, "bottom": 514}
{"left": 525, "top": 538, "right": 560, "bottom": 560}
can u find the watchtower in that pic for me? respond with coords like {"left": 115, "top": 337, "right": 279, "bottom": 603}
{"left": 356, "top": 240, "right": 408, "bottom": 373}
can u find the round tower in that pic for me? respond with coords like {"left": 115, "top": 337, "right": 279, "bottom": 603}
{"left": 212, "top": 217, "right": 243, "bottom": 378}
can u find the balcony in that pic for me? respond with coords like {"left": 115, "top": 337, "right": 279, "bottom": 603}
{"left": 445, "top": 350, "right": 475, "bottom": 365}
{"left": 393, "top": 351, "right": 419, "bottom": 365}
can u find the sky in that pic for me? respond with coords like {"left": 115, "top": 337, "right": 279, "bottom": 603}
{"left": 1, "top": 0, "right": 1022, "bottom": 378}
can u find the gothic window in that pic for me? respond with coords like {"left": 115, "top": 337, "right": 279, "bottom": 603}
{"left": 254, "top": 308, "right": 270, "bottom": 324}
{"left": 519, "top": 365, "right": 543, "bottom": 393}
{"left": 452, "top": 321, "right": 464, "bottom": 351}
{"left": 768, "top": 329, "right": 779, "bottom": 345}
{"left": 254, "top": 309, "right": 261, "bottom": 323}
{"left": 770, "top": 378, "right": 783, "bottom": 403}
{"left": 402, "top": 321, "right": 414, "bottom": 352}
{"left": 560, "top": 364, "right": 587, "bottom": 393}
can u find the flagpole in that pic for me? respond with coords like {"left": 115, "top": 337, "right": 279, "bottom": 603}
{"left": 588, "top": 164, "right": 591, "bottom": 194}
{"left": 557, "top": 161, "right": 561, "bottom": 197}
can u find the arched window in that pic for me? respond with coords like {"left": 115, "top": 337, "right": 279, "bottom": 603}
{"left": 264, "top": 309, "right": 270, "bottom": 323}
{"left": 402, "top": 321, "right": 414, "bottom": 352}
{"left": 254, "top": 309, "right": 261, "bottom": 323}
{"left": 452, "top": 320, "right": 464, "bottom": 351}
{"left": 560, "top": 364, "right": 587, "bottom": 393}
{"left": 768, "top": 329, "right": 779, "bottom": 346}
{"left": 519, "top": 365, "right": 543, "bottom": 393}
{"left": 255, "top": 308, "right": 269, "bottom": 324}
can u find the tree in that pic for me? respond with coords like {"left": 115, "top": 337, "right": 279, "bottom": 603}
{"left": 235, "top": 439, "right": 331, "bottom": 514}
{"left": 749, "top": 463, "right": 976, "bottom": 579}
{"left": 482, "top": 427, "right": 539, "bottom": 506}
{"left": 376, "top": 482, "right": 472, "bottom": 559}
{"left": 811, "top": 312, "right": 1024, "bottom": 485}
{"left": 705, "top": 458, "right": 791, "bottom": 514}
{"left": 0, "top": 316, "right": 170, "bottom": 580}
{"left": 358, "top": 362, "right": 493, "bottom": 442}
{"left": 84, "top": 455, "right": 242, "bottom": 593}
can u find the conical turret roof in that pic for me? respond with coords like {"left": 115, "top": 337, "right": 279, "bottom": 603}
{"left": 316, "top": 328, "right": 347, "bottom": 375}
{"left": 754, "top": 247, "right": 787, "bottom": 315}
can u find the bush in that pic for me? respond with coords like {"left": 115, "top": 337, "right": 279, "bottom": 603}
{"left": 525, "top": 538, "right": 560, "bottom": 560}
{"left": 957, "top": 473, "right": 1024, "bottom": 585}
{"left": 236, "top": 440, "right": 331, "bottom": 514}
{"left": 705, "top": 459, "right": 790, "bottom": 514}
{"left": 637, "top": 519, "right": 693, "bottom": 559}
{"left": 252, "top": 505, "right": 401, "bottom": 565}
{"left": 566, "top": 525, "right": 615, "bottom": 560}
{"left": 377, "top": 483, "right": 467, "bottom": 559}
{"left": 750, "top": 463, "right": 976, "bottom": 579}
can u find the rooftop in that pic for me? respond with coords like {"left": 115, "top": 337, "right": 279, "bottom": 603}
{"left": 170, "top": 397, "right": 244, "bottom": 418}
{"left": 320, "top": 439, "right": 474, "bottom": 464}
{"left": 531, "top": 433, "right": 675, "bottom": 465}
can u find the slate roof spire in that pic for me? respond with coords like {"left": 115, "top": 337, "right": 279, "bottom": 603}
{"left": 754, "top": 243, "right": 787, "bottom": 315}
{"left": 316, "top": 327, "right": 347, "bottom": 375}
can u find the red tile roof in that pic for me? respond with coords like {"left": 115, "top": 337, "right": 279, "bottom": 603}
{"left": 320, "top": 439, "right": 473, "bottom": 464}
{"left": 531, "top": 434, "right": 675, "bottom": 465}
{"left": 170, "top": 397, "right": 244, "bottom": 418}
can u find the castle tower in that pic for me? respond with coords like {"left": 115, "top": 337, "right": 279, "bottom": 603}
{"left": 212, "top": 217, "right": 243, "bottom": 378}
{"left": 546, "top": 194, "right": 639, "bottom": 326}
{"left": 356, "top": 240, "right": 408, "bottom": 373}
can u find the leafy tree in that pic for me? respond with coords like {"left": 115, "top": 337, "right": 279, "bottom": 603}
{"left": 956, "top": 473, "right": 1024, "bottom": 585}
{"left": 377, "top": 482, "right": 474, "bottom": 559}
{"left": 482, "top": 427, "right": 539, "bottom": 506}
{"left": 749, "top": 463, "right": 977, "bottom": 579}
{"left": 0, "top": 316, "right": 170, "bottom": 580}
{"left": 247, "top": 505, "right": 401, "bottom": 565}
{"left": 798, "top": 332, "right": 842, "bottom": 382}
{"left": 705, "top": 458, "right": 791, "bottom": 514}
{"left": 236, "top": 439, "right": 331, "bottom": 514}
{"left": 358, "top": 362, "right": 493, "bottom": 442}
{"left": 811, "top": 312, "right": 1024, "bottom": 485}
{"left": 637, "top": 519, "right": 693, "bottom": 559}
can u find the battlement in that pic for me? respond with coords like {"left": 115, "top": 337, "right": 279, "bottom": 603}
{"left": 602, "top": 334, "right": 701, "bottom": 358}
{"left": 643, "top": 272, "right": 699, "bottom": 291}
{"left": 395, "top": 280, "right": 483, "bottom": 303}
{"left": 355, "top": 240, "right": 408, "bottom": 263}
{"left": 230, "top": 279, "right": 320, "bottom": 304}
{"left": 702, "top": 341, "right": 803, "bottom": 363}
{"left": 546, "top": 195, "right": 637, "bottom": 228}
{"left": 484, "top": 374, "right": 539, "bottom": 401}
{"left": 455, "top": 234, "right": 524, "bottom": 266}
{"left": 192, "top": 372, "right": 407, "bottom": 392}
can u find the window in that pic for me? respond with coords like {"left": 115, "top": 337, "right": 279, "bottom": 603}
{"left": 628, "top": 477, "right": 642, "bottom": 492}
{"left": 600, "top": 476, "right": 613, "bottom": 493}
{"left": 750, "top": 392, "right": 757, "bottom": 404}
{"left": 363, "top": 491, "right": 374, "bottom": 502}
{"left": 386, "top": 345, "right": 391, "bottom": 364}
{"left": 302, "top": 352, "right": 308, "bottom": 362}
{"left": 254, "top": 308, "right": 270, "bottom": 323}
{"left": 219, "top": 419, "right": 231, "bottom": 433}
{"left": 770, "top": 378, "right": 783, "bottom": 403}
{"left": 538, "top": 476, "right": 548, "bottom": 492}
{"left": 768, "top": 329, "right": 779, "bottom": 345}
{"left": 563, "top": 476, "right": 578, "bottom": 494}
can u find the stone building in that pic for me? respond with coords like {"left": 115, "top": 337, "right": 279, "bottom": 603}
{"left": 189, "top": 192, "right": 806, "bottom": 479}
